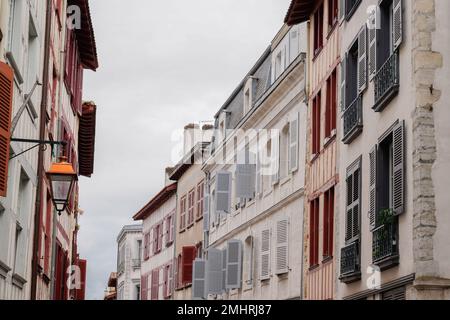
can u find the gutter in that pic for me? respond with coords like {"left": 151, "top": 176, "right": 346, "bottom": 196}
{"left": 30, "top": 0, "right": 52, "bottom": 300}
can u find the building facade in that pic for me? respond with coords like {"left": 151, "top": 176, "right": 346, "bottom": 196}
{"left": 133, "top": 182, "right": 177, "bottom": 301}
{"left": 116, "top": 224, "right": 142, "bottom": 300}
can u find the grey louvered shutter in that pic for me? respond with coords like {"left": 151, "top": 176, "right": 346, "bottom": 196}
{"left": 369, "top": 146, "right": 378, "bottom": 231}
{"left": 226, "top": 240, "right": 243, "bottom": 289}
{"left": 275, "top": 220, "right": 289, "bottom": 275}
{"left": 289, "top": 113, "right": 299, "bottom": 173}
{"left": 222, "top": 248, "right": 227, "bottom": 292}
{"left": 203, "top": 183, "right": 210, "bottom": 231}
{"left": 256, "top": 152, "right": 262, "bottom": 196}
{"left": 358, "top": 25, "right": 368, "bottom": 93}
{"left": 235, "top": 163, "right": 256, "bottom": 200}
{"left": 393, "top": 121, "right": 405, "bottom": 216}
{"left": 205, "top": 248, "right": 223, "bottom": 295}
{"left": 215, "top": 171, "right": 232, "bottom": 214}
{"left": 345, "top": 176, "right": 354, "bottom": 241}
{"left": 339, "top": 0, "right": 345, "bottom": 22}
{"left": 368, "top": 24, "right": 377, "bottom": 80}
{"left": 340, "top": 53, "right": 347, "bottom": 111}
{"left": 352, "top": 170, "right": 360, "bottom": 239}
{"left": 260, "top": 229, "right": 270, "bottom": 280}
{"left": 192, "top": 259, "right": 206, "bottom": 300}
{"left": 271, "top": 133, "right": 280, "bottom": 185}
{"left": 393, "top": 0, "right": 403, "bottom": 51}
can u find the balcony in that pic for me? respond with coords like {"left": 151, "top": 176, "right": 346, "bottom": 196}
{"left": 132, "top": 259, "right": 141, "bottom": 269}
{"left": 373, "top": 51, "right": 399, "bottom": 112}
{"left": 117, "top": 261, "right": 125, "bottom": 275}
{"left": 372, "top": 222, "right": 399, "bottom": 270}
{"left": 339, "top": 240, "right": 361, "bottom": 283}
{"left": 342, "top": 95, "right": 363, "bottom": 144}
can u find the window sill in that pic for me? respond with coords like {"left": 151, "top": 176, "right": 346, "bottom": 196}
{"left": 280, "top": 175, "right": 292, "bottom": 187}
{"left": 195, "top": 215, "right": 203, "bottom": 223}
{"left": 345, "top": 0, "right": 362, "bottom": 22}
{"left": 263, "top": 189, "right": 273, "bottom": 199}
{"left": 322, "top": 256, "right": 333, "bottom": 264}
{"left": 309, "top": 264, "right": 320, "bottom": 272}
{"left": 312, "top": 47, "right": 324, "bottom": 62}
{"left": 246, "top": 199, "right": 255, "bottom": 208}
{"left": 187, "top": 223, "right": 194, "bottom": 229}
{"left": 323, "top": 132, "right": 337, "bottom": 149}
{"left": 310, "top": 153, "right": 320, "bottom": 163}
{"left": 179, "top": 228, "right": 186, "bottom": 234}
{"left": 327, "top": 21, "right": 338, "bottom": 39}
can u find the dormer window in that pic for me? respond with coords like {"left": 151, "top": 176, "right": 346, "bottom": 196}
{"left": 243, "top": 77, "right": 254, "bottom": 115}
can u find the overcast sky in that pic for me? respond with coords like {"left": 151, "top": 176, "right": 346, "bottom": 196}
{"left": 78, "top": 0, "right": 292, "bottom": 300}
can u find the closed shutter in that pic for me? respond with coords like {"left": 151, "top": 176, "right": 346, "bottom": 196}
{"left": 357, "top": 25, "right": 367, "bottom": 93}
{"left": 382, "top": 287, "right": 406, "bottom": 300}
{"left": 151, "top": 269, "right": 159, "bottom": 300}
{"left": 393, "top": 121, "right": 405, "bottom": 215}
{"left": 226, "top": 240, "right": 243, "bottom": 289}
{"left": 256, "top": 152, "right": 262, "bottom": 195}
{"left": 340, "top": 54, "right": 347, "bottom": 111}
{"left": 163, "top": 265, "right": 168, "bottom": 299}
{"left": 215, "top": 171, "right": 232, "bottom": 214}
{"left": 339, "top": 0, "right": 345, "bottom": 22}
{"left": 0, "top": 62, "right": 13, "bottom": 197}
{"left": 158, "top": 222, "right": 164, "bottom": 252}
{"left": 260, "top": 229, "right": 271, "bottom": 280}
{"left": 368, "top": 23, "right": 377, "bottom": 80}
{"left": 144, "top": 233, "right": 149, "bottom": 260}
{"left": 271, "top": 132, "right": 280, "bottom": 185}
{"left": 205, "top": 248, "right": 223, "bottom": 295}
{"left": 141, "top": 275, "right": 148, "bottom": 300}
{"left": 203, "top": 183, "right": 210, "bottom": 231}
{"left": 369, "top": 146, "right": 378, "bottom": 230}
{"left": 235, "top": 163, "right": 256, "bottom": 200}
{"left": 181, "top": 246, "right": 196, "bottom": 285}
{"left": 275, "top": 220, "right": 289, "bottom": 275}
{"left": 346, "top": 167, "right": 360, "bottom": 241}
{"left": 289, "top": 113, "right": 299, "bottom": 173}
{"left": 192, "top": 259, "right": 206, "bottom": 300}
{"left": 393, "top": 0, "right": 403, "bottom": 51}
{"left": 222, "top": 248, "right": 227, "bottom": 292}
{"left": 169, "top": 214, "right": 175, "bottom": 244}
{"left": 168, "top": 263, "right": 173, "bottom": 296}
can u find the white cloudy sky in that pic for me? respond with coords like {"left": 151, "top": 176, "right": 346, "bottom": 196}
{"left": 78, "top": 0, "right": 292, "bottom": 300}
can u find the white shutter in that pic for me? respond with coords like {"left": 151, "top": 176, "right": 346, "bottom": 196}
{"left": 256, "top": 152, "right": 262, "bottom": 196}
{"left": 339, "top": 0, "right": 345, "bottom": 22}
{"left": 192, "top": 259, "right": 206, "bottom": 300}
{"left": 340, "top": 53, "right": 347, "bottom": 111}
{"left": 235, "top": 163, "right": 256, "bottom": 200}
{"left": 203, "top": 183, "right": 210, "bottom": 232}
{"left": 222, "top": 248, "right": 227, "bottom": 292}
{"left": 271, "top": 132, "right": 280, "bottom": 185}
{"left": 393, "top": 0, "right": 403, "bottom": 51}
{"left": 392, "top": 121, "right": 405, "bottom": 216}
{"left": 289, "top": 113, "right": 299, "bottom": 173}
{"left": 275, "top": 219, "right": 289, "bottom": 275}
{"left": 369, "top": 146, "right": 378, "bottom": 231}
{"left": 357, "top": 25, "right": 368, "bottom": 93}
{"left": 260, "top": 229, "right": 271, "bottom": 280}
{"left": 226, "top": 240, "right": 243, "bottom": 289}
{"left": 368, "top": 23, "right": 377, "bottom": 80}
{"left": 215, "top": 171, "right": 232, "bottom": 214}
{"left": 205, "top": 248, "right": 223, "bottom": 295}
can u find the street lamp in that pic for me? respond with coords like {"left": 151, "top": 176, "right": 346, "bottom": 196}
{"left": 47, "top": 157, "right": 78, "bottom": 215}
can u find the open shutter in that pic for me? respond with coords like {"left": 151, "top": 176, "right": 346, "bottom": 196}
{"left": 181, "top": 246, "right": 196, "bottom": 285}
{"left": 357, "top": 25, "right": 367, "bottom": 93}
{"left": 222, "top": 248, "right": 227, "bottom": 292}
{"left": 345, "top": 176, "right": 354, "bottom": 242}
{"left": 0, "top": 62, "right": 13, "bottom": 197}
{"left": 369, "top": 146, "right": 378, "bottom": 230}
{"left": 271, "top": 132, "right": 280, "bottom": 185}
{"left": 203, "top": 183, "right": 210, "bottom": 231}
{"left": 141, "top": 275, "right": 147, "bottom": 300}
{"left": 275, "top": 219, "right": 289, "bottom": 275}
{"left": 215, "top": 171, "right": 232, "bottom": 214}
{"left": 339, "top": 0, "right": 345, "bottom": 22}
{"left": 393, "top": 0, "right": 403, "bottom": 51}
{"left": 169, "top": 214, "right": 175, "bottom": 243}
{"left": 168, "top": 263, "right": 173, "bottom": 296}
{"left": 159, "top": 222, "right": 164, "bottom": 251}
{"left": 192, "top": 259, "right": 206, "bottom": 300}
{"left": 368, "top": 23, "right": 377, "bottom": 80}
{"left": 163, "top": 265, "right": 168, "bottom": 299}
{"left": 205, "top": 248, "right": 223, "bottom": 295}
{"left": 393, "top": 121, "right": 405, "bottom": 215}
{"left": 289, "top": 113, "right": 299, "bottom": 173}
{"left": 235, "top": 163, "right": 256, "bottom": 200}
{"left": 340, "top": 53, "right": 347, "bottom": 111}
{"left": 226, "top": 240, "right": 243, "bottom": 289}
{"left": 260, "top": 229, "right": 271, "bottom": 280}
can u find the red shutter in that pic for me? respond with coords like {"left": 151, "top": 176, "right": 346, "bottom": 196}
{"left": 76, "top": 259, "right": 87, "bottom": 300}
{"left": 151, "top": 269, "right": 159, "bottom": 300}
{"left": 141, "top": 274, "right": 148, "bottom": 300}
{"left": 0, "top": 62, "right": 14, "bottom": 197}
{"left": 150, "top": 227, "right": 155, "bottom": 256}
{"left": 163, "top": 265, "right": 168, "bottom": 299}
{"left": 168, "top": 263, "right": 173, "bottom": 296}
{"left": 181, "top": 246, "right": 196, "bottom": 285}
{"left": 169, "top": 213, "right": 174, "bottom": 243}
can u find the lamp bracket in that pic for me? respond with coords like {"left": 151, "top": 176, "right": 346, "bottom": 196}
{"left": 10, "top": 138, "right": 67, "bottom": 160}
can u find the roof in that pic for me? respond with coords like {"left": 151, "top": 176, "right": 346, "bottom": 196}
{"left": 284, "top": 0, "right": 316, "bottom": 25}
{"left": 78, "top": 102, "right": 97, "bottom": 177}
{"left": 116, "top": 224, "right": 142, "bottom": 243}
{"left": 69, "top": 0, "right": 99, "bottom": 70}
{"left": 169, "top": 142, "right": 210, "bottom": 181}
{"left": 133, "top": 183, "right": 177, "bottom": 221}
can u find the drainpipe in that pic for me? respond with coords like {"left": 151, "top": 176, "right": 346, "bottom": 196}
{"left": 170, "top": 188, "right": 179, "bottom": 300}
{"left": 30, "top": 0, "right": 52, "bottom": 301}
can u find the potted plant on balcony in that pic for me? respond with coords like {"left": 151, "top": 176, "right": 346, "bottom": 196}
{"left": 373, "top": 209, "right": 395, "bottom": 261}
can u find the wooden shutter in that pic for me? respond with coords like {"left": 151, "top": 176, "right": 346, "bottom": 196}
{"left": 150, "top": 227, "right": 155, "bottom": 255}
{"left": 181, "top": 246, "right": 196, "bottom": 285}
{"left": 143, "top": 233, "right": 149, "bottom": 260}
{"left": 289, "top": 113, "right": 299, "bottom": 173}
{"left": 168, "top": 263, "right": 173, "bottom": 296}
{"left": 339, "top": 0, "right": 345, "bottom": 22}
{"left": 275, "top": 219, "right": 289, "bottom": 274}
{"left": 368, "top": 23, "right": 377, "bottom": 80}
{"left": 203, "top": 183, "right": 210, "bottom": 231}
{"left": 0, "top": 62, "right": 13, "bottom": 197}
{"left": 345, "top": 175, "right": 354, "bottom": 241}
{"left": 235, "top": 163, "right": 256, "bottom": 200}
{"left": 192, "top": 259, "right": 206, "bottom": 300}
{"left": 163, "top": 265, "right": 168, "bottom": 299}
{"left": 151, "top": 269, "right": 159, "bottom": 300}
{"left": 393, "top": 0, "right": 403, "bottom": 51}
{"left": 215, "top": 171, "right": 232, "bottom": 214}
{"left": 260, "top": 229, "right": 271, "bottom": 280}
{"left": 169, "top": 213, "right": 175, "bottom": 243}
{"left": 222, "top": 248, "right": 227, "bottom": 291}
{"left": 141, "top": 275, "right": 148, "bottom": 300}
{"left": 357, "top": 25, "right": 368, "bottom": 93}
{"left": 369, "top": 146, "right": 378, "bottom": 230}
{"left": 393, "top": 121, "right": 405, "bottom": 215}
{"left": 271, "top": 132, "right": 280, "bottom": 185}
{"left": 205, "top": 248, "right": 223, "bottom": 295}
{"left": 226, "top": 240, "right": 243, "bottom": 289}
{"left": 340, "top": 53, "right": 347, "bottom": 111}
{"left": 256, "top": 152, "right": 262, "bottom": 196}
{"left": 158, "top": 222, "right": 164, "bottom": 252}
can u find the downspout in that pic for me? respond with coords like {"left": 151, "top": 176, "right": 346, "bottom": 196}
{"left": 170, "top": 189, "right": 179, "bottom": 300}
{"left": 30, "top": 0, "right": 52, "bottom": 300}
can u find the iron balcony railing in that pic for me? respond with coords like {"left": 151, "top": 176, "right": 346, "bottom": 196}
{"left": 340, "top": 240, "right": 360, "bottom": 276}
{"left": 372, "top": 223, "right": 398, "bottom": 263}
{"left": 342, "top": 95, "right": 363, "bottom": 144}
{"left": 373, "top": 51, "right": 400, "bottom": 112}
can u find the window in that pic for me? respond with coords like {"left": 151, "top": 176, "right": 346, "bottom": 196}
{"left": 345, "top": 158, "right": 361, "bottom": 242}
{"left": 163, "top": 264, "right": 172, "bottom": 299}
{"left": 136, "top": 284, "right": 141, "bottom": 300}
{"left": 325, "top": 70, "right": 337, "bottom": 138}
{"left": 312, "top": 93, "right": 321, "bottom": 155}
{"left": 243, "top": 236, "right": 253, "bottom": 286}
{"left": 181, "top": 246, "right": 196, "bottom": 286}
{"left": 323, "top": 188, "right": 335, "bottom": 259}
{"left": 188, "top": 189, "right": 195, "bottom": 226}
{"left": 309, "top": 198, "right": 320, "bottom": 267}
{"left": 244, "top": 88, "right": 251, "bottom": 114}
{"left": 313, "top": 3, "right": 324, "bottom": 56}
{"left": 280, "top": 124, "right": 289, "bottom": 180}
{"left": 328, "top": 0, "right": 339, "bottom": 30}
{"left": 196, "top": 181, "right": 204, "bottom": 220}
{"left": 143, "top": 232, "right": 150, "bottom": 260}
{"left": 179, "top": 196, "right": 187, "bottom": 232}
{"left": 196, "top": 242, "right": 203, "bottom": 259}
{"left": 166, "top": 213, "right": 174, "bottom": 246}
{"left": 8, "top": 0, "right": 24, "bottom": 77}
{"left": 346, "top": 40, "right": 359, "bottom": 108}
{"left": 345, "top": 0, "right": 362, "bottom": 20}
{"left": 137, "top": 240, "right": 142, "bottom": 261}
{"left": 151, "top": 269, "right": 159, "bottom": 300}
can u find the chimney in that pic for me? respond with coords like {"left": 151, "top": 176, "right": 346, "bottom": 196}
{"left": 183, "top": 123, "right": 201, "bottom": 155}
{"left": 165, "top": 167, "right": 175, "bottom": 186}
